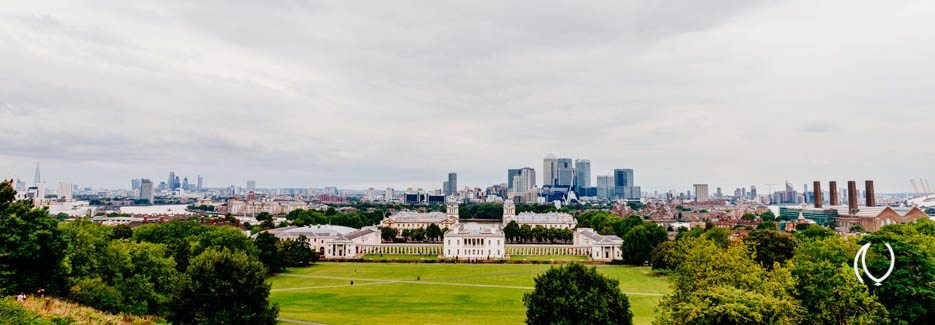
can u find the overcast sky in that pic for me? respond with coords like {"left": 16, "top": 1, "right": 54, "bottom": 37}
{"left": 2, "top": 1, "right": 934, "bottom": 193}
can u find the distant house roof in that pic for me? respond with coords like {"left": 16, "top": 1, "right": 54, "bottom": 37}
{"left": 445, "top": 222, "right": 503, "bottom": 238}
{"left": 387, "top": 211, "right": 449, "bottom": 223}
{"left": 260, "top": 224, "right": 359, "bottom": 240}
{"left": 576, "top": 228, "right": 622, "bottom": 245}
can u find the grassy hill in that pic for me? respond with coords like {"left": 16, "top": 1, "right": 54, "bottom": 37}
{"left": 0, "top": 296, "right": 164, "bottom": 325}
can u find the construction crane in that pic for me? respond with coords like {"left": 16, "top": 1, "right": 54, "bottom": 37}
{"left": 912, "top": 179, "right": 922, "bottom": 198}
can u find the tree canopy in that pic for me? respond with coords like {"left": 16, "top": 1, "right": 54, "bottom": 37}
{"left": 524, "top": 264, "right": 632, "bottom": 325}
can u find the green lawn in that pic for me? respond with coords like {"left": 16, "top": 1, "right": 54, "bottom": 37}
{"left": 507, "top": 255, "right": 589, "bottom": 262}
{"left": 362, "top": 254, "right": 441, "bottom": 261}
{"left": 270, "top": 262, "right": 669, "bottom": 325}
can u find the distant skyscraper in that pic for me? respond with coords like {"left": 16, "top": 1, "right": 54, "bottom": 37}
{"left": 247, "top": 180, "right": 257, "bottom": 192}
{"left": 182, "top": 177, "right": 190, "bottom": 191}
{"left": 510, "top": 167, "right": 536, "bottom": 193}
{"left": 597, "top": 175, "right": 614, "bottom": 199}
{"left": 140, "top": 179, "right": 154, "bottom": 204}
{"left": 58, "top": 182, "right": 73, "bottom": 200}
{"left": 574, "top": 159, "right": 591, "bottom": 193}
{"left": 613, "top": 169, "right": 639, "bottom": 199}
{"left": 197, "top": 175, "right": 203, "bottom": 191}
{"left": 385, "top": 188, "right": 395, "bottom": 201}
{"left": 750, "top": 186, "right": 757, "bottom": 199}
{"left": 507, "top": 169, "right": 522, "bottom": 190}
{"left": 33, "top": 162, "right": 41, "bottom": 184}
{"left": 444, "top": 172, "right": 457, "bottom": 196}
{"left": 716, "top": 187, "right": 722, "bottom": 198}
{"left": 694, "top": 184, "right": 710, "bottom": 202}
{"left": 555, "top": 158, "right": 574, "bottom": 186}
{"left": 543, "top": 154, "right": 557, "bottom": 186}
{"left": 168, "top": 171, "right": 176, "bottom": 190}
{"left": 131, "top": 178, "right": 142, "bottom": 192}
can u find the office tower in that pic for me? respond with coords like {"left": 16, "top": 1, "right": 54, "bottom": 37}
{"left": 131, "top": 178, "right": 142, "bottom": 192}
{"left": 182, "top": 177, "right": 190, "bottom": 191}
{"left": 33, "top": 162, "right": 41, "bottom": 184}
{"left": 574, "top": 159, "right": 591, "bottom": 193}
{"left": 174, "top": 176, "right": 180, "bottom": 190}
{"left": 716, "top": 187, "right": 722, "bottom": 198}
{"left": 750, "top": 186, "right": 757, "bottom": 199}
{"left": 247, "top": 180, "right": 257, "bottom": 192}
{"left": 510, "top": 167, "right": 536, "bottom": 193}
{"left": 58, "top": 182, "right": 73, "bottom": 200}
{"left": 140, "top": 179, "right": 154, "bottom": 204}
{"left": 613, "top": 169, "right": 639, "bottom": 199}
{"left": 385, "top": 188, "right": 395, "bottom": 201}
{"left": 168, "top": 172, "right": 176, "bottom": 190}
{"left": 693, "top": 184, "right": 709, "bottom": 202}
{"left": 367, "top": 188, "right": 376, "bottom": 201}
{"left": 597, "top": 175, "right": 614, "bottom": 199}
{"left": 445, "top": 173, "right": 457, "bottom": 196}
{"left": 555, "top": 158, "right": 574, "bottom": 186}
{"left": 197, "top": 175, "right": 203, "bottom": 191}
{"left": 543, "top": 154, "right": 557, "bottom": 186}
{"left": 507, "top": 169, "right": 521, "bottom": 190}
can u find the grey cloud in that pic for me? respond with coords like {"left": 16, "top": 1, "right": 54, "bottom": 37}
{"left": 0, "top": 0, "right": 933, "bottom": 192}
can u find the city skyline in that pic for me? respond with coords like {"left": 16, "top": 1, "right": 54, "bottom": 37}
{"left": 2, "top": 1, "right": 934, "bottom": 192}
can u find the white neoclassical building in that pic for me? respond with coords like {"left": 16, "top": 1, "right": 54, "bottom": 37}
{"left": 257, "top": 225, "right": 381, "bottom": 259}
{"left": 574, "top": 228, "right": 623, "bottom": 261}
{"left": 502, "top": 200, "right": 577, "bottom": 229}
{"left": 379, "top": 204, "right": 460, "bottom": 230}
{"left": 443, "top": 221, "right": 505, "bottom": 260}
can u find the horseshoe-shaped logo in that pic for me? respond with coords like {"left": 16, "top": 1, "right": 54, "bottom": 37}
{"left": 853, "top": 242, "right": 895, "bottom": 286}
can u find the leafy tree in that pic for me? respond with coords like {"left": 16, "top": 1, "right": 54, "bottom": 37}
{"left": 520, "top": 224, "right": 533, "bottom": 243}
{"left": 426, "top": 223, "right": 443, "bottom": 242}
{"left": 280, "top": 235, "right": 318, "bottom": 267}
{"left": 133, "top": 220, "right": 210, "bottom": 272}
{"left": 656, "top": 238, "right": 799, "bottom": 324}
{"left": 379, "top": 227, "right": 398, "bottom": 242}
{"left": 794, "top": 223, "right": 835, "bottom": 240}
{"left": 111, "top": 224, "right": 133, "bottom": 239}
{"left": 458, "top": 203, "right": 503, "bottom": 219}
{"left": 254, "top": 232, "right": 282, "bottom": 273}
{"left": 756, "top": 221, "right": 777, "bottom": 230}
{"left": 859, "top": 221, "right": 935, "bottom": 324}
{"left": 849, "top": 225, "right": 865, "bottom": 233}
{"left": 255, "top": 212, "right": 272, "bottom": 222}
{"left": 675, "top": 227, "right": 705, "bottom": 241}
{"left": 620, "top": 223, "right": 667, "bottom": 265}
{"left": 0, "top": 182, "right": 66, "bottom": 295}
{"left": 626, "top": 201, "right": 645, "bottom": 211}
{"left": 759, "top": 210, "right": 776, "bottom": 222}
{"left": 651, "top": 241, "right": 679, "bottom": 271}
{"left": 702, "top": 227, "right": 730, "bottom": 249}
{"left": 169, "top": 248, "right": 278, "bottom": 324}
{"left": 743, "top": 229, "right": 796, "bottom": 270}
{"left": 524, "top": 264, "right": 632, "bottom": 324}
{"left": 790, "top": 236, "right": 887, "bottom": 324}
{"left": 60, "top": 220, "right": 179, "bottom": 315}
{"left": 503, "top": 221, "right": 520, "bottom": 243}
{"left": 741, "top": 213, "right": 757, "bottom": 221}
